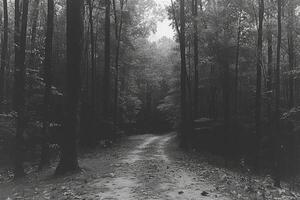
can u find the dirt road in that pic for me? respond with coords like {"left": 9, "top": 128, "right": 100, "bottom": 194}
{"left": 84, "top": 133, "right": 229, "bottom": 200}
{"left": 1, "top": 133, "right": 230, "bottom": 200}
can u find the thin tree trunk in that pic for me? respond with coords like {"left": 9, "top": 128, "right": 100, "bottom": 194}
{"left": 234, "top": 15, "right": 241, "bottom": 115}
{"left": 254, "top": 0, "right": 264, "bottom": 171}
{"left": 87, "top": 0, "right": 96, "bottom": 136}
{"left": 112, "top": 0, "right": 125, "bottom": 127}
{"left": 13, "top": 0, "right": 29, "bottom": 178}
{"left": 287, "top": 0, "right": 295, "bottom": 108}
{"left": 179, "top": 0, "right": 188, "bottom": 146}
{"left": 0, "top": 0, "right": 8, "bottom": 102}
{"left": 223, "top": 61, "right": 230, "bottom": 162}
{"left": 274, "top": 0, "right": 282, "bottom": 188}
{"left": 39, "top": 0, "right": 54, "bottom": 170}
{"left": 193, "top": 0, "right": 199, "bottom": 119}
{"left": 28, "top": 0, "right": 40, "bottom": 70}
{"left": 103, "top": 0, "right": 111, "bottom": 120}
{"left": 267, "top": 21, "right": 273, "bottom": 121}
{"left": 14, "top": 0, "right": 21, "bottom": 111}
{"left": 55, "top": 0, "right": 84, "bottom": 175}
{"left": 84, "top": 26, "right": 90, "bottom": 93}
{"left": 186, "top": 43, "right": 193, "bottom": 121}
{"left": 188, "top": 41, "right": 191, "bottom": 79}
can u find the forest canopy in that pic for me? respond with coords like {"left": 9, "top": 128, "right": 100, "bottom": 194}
{"left": 0, "top": 0, "right": 300, "bottom": 190}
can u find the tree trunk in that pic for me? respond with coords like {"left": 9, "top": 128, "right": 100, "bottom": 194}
{"left": 193, "top": 0, "right": 199, "bottom": 119}
{"left": 267, "top": 21, "right": 273, "bottom": 121}
{"left": 234, "top": 15, "right": 241, "bottom": 115}
{"left": 14, "top": 0, "right": 21, "bottom": 111}
{"left": 39, "top": 0, "right": 54, "bottom": 170}
{"left": 179, "top": 0, "right": 188, "bottom": 146}
{"left": 87, "top": 0, "right": 96, "bottom": 139}
{"left": 274, "top": 0, "right": 282, "bottom": 188}
{"left": 55, "top": 0, "right": 84, "bottom": 175}
{"left": 254, "top": 0, "right": 264, "bottom": 171}
{"left": 13, "top": 0, "right": 29, "bottom": 178}
{"left": 103, "top": 0, "right": 111, "bottom": 121}
{"left": 28, "top": 0, "right": 40, "bottom": 70}
{"left": 113, "top": 0, "right": 125, "bottom": 127}
{"left": 223, "top": 61, "right": 230, "bottom": 161}
{"left": 0, "top": 0, "right": 8, "bottom": 102}
{"left": 287, "top": 0, "right": 295, "bottom": 108}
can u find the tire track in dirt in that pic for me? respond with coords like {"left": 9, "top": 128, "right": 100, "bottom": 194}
{"left": 87, "top": 133, "right": 229, "bottom": 200}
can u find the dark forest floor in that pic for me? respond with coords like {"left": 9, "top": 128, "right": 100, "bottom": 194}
{"left": 0, "top": 133, "right": 299, "bottom": 200}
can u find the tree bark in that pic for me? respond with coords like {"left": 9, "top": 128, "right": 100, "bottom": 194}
{"left": 103, "top": 0, "right": 111, "bottom": 120}
{"left": 179, "top": 0, "right": 188, "bottom": 146}
{"left": 112, "top": 0, "right": 125, "bottom": 127}
{"left": 28, "top": 0, "right": 40, "bottom": 70}
{"left": 223, "top": 61, "right": 230, "bottom": 160}
{"left": 274, "top": 0, "right": 282, "bottom": 188}
{"left": 55, "top": 0, "right": 84, "bottom": 175}
{"left": 13, "top": 0, "right": 29, "bottom": 178}
{"left": 287, "top": 0, "right": 295, "bottom": 108}
{"left": 234, "top": 14, "right": 241, "bottom": 115}
{"left": 254, "top": 0, "right": 264, "bottom": 171}
{"left": 193, "top": 0, "right": 199, "bottom": 119}
{"left": 39, "top": 0, "right": 54, "bottom": 170}
{"left": 14, "top": 0, "right": 21, "bottom": 111}
{"left": 87, "top": 0, "right": 96, "bottom": 137}
{"left": 266, "top": 20, "right": 273, "bottom": 121}
{"left": 0, "top": 0, "right": 8, "bottom": 102}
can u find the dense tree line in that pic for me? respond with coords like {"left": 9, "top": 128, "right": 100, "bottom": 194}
{"left": 0, "top": 0, "right": 300, "bottom": 189}
{"left": 168, "top": 0, "right": 300, "bottom": 187}
{"left": 0, "top": 0, "right": 179, "bottom": 178}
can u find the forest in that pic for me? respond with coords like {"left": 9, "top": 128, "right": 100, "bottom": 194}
{"left": 1, "top": 0, "right": 300, "bottom": 199}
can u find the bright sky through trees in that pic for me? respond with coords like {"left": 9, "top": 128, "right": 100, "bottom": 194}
{"left": 148, "top": 0, "right": 175, "bottom": 41}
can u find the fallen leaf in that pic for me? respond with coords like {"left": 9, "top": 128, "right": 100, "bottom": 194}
{"left": 201, "top": 191, "right": 209, "bottom": 196}
{"left": 178, "top": 191, "right": 184, "bottom": 195}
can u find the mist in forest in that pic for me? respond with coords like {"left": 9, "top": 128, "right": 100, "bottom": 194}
{"left": 0, "top": 0, "right": 300, "bottom": 199}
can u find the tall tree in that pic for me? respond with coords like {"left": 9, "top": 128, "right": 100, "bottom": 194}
{"left": 14, "top": 0, "right": 20, "bottom": 111}
{"left": 223, "top": 61, "right": 230, "bottom": 163}
{"left": 179, "top": 0, "right": 188, "bottom": 146}
{"left": 266, "top": 13, "right": 273, "bottom": 120}
{"left": 87, "top": 0, "right": 96, "bottom": 133}
{"left": 55, "top": 0, "right": 84, "bottom": 175}
{"left": 234, "top": 13, "right": 241, "bottom": 115}
{"left": 0, "top": 0, "right": 8, "bottom": 102}
{"left": 28, "top": 0, "right": 40, "bottom": 69}
{"left": 103, "top": 0, "right": 111, "bottom": 120}
{"left": 193, "top": 0, "right": 199, "bottom": 119}
{"left": 39, "top": 0, "right": 54, "bottom": 169}
{"left": 274, "top": 0, "right": 282, "bottom": 187}
{"left": 254, "top": 0, "right": 264, "bottom": 171}
{"left": 287, "top": 0, "right": 295, "bottom": 108}
{"left": 113, "top": 0, "right": 125, "bottom": 127}
{"left": 13, "top": 0, "right": 29, "bottom": 178}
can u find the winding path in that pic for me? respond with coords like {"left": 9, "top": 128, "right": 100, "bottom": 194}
{"left": 88, "top": 133, "right": 229, "bottom": 200}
